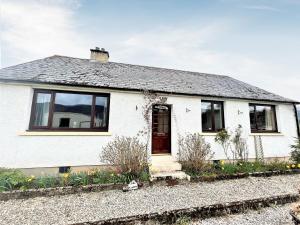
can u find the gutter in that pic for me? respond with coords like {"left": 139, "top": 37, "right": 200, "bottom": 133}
{"left": 294, "top": 104, "right": 300, "bottom": 137}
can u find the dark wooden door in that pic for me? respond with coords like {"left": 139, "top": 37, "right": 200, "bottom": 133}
{"left": 152, "top": 105, "right": 171, "bottom": 154}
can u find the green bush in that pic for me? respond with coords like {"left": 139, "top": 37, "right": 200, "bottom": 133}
{"left": 0, "top": 169, "right": 28, "bottom": 191}
{"left": 291, "top": 138, "right": 300, "bottom": 164}
{"left": 215, "top": 129, "right": 232, "bottom": 160}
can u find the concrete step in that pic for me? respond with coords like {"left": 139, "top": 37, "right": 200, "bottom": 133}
{"left": 150, "top": 162, "right": 182, "bottom": 173}
{"left": 151, "top": 171, "right": 190, "bottom": 181}
{"left": 150, "top": 155, "right": 182, "bottom": 173}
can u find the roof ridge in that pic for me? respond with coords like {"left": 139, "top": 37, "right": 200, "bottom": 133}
{"left": 53, "top": 54, "right": 230, "bottom": 78}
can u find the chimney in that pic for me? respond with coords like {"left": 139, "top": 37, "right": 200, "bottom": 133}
{"left": 90, "top": 47, "right": 109, "bottom": 63}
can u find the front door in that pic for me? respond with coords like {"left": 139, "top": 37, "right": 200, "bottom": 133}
{"left": 152, "top": 105, "right": 171, "bottom": 154}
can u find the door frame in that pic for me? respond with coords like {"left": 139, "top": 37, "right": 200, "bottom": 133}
{"left": 151, "top": 104, "right": 172, "bottom": 155}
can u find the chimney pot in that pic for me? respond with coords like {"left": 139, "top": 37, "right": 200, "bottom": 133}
{"left": 90, "top": 47, "right": 109, "bottom": 63}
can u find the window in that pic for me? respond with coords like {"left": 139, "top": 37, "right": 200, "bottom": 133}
{"left": 249, "top": 104, "right": 277, "bottom": 132}
{"left": 30, "top": 90, "right": 110, "bottom": 131}
{"left": 201, "top": 101, "right": 224, "bottom": 132}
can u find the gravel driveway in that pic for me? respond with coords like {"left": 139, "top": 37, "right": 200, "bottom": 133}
{"left": 195, "top": 204, "right": 293, "bottom": 225}
{"left": 1, "top": 174, "right": 300, "bottom": 225}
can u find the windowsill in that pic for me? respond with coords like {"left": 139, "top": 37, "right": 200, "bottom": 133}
{"left": 18, "top": 131, "right": 112, "bottom": 136}
{"left": 249, "top": 132, "right": 283, "bottom": 136}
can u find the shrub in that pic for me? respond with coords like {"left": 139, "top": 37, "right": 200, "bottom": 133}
{"left": 291, "top": 138, "right": 300, "bottom": 164}
{"left": 100, "top": 136, "right": 149, "bottom": 178}
{"left": 264, "top": 159, "right": 288, "bottom": 171}
{"left": 215, "top": 129, "right": 232, "bottom": 161}
{"left": 178, "top": 133, "right": 214, "bottom": 173}
{"left": 0, "top": 169, "right": 27, "bottom": 191}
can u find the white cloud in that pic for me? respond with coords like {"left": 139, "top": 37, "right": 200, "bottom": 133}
{"left": 0, "top": 0, "right": 88, "bottom": 67}
{"left": 112, "top": 25, "right": 300, "bottom": 101}
{"left": 242, "top": 5, "right": 282, "bottom": 12}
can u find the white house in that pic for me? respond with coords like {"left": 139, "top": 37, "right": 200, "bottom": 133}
{"left": 0, "top": 48, "right": 299, "bottom": 174}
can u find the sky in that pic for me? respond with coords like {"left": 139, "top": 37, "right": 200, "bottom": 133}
{"left": 1, "top": 0, "right": 300, "bottom": 101}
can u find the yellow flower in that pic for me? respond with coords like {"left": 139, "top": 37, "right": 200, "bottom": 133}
{"left": 110, "top": 173, "right": 114, "bottom": 177}
{"left": 220, "top": 160, "right": 225, "bottom": 165}
{"left": 221, "top": 167, "right": 224, "bottom": 170}
{"left": 287, "top": 165, "right": 290, "bottom": 169}
{"left": 63, "top": 173, "right": 69, "bottom": 178}
{"left": 298, "top": 164, "right": 300, "bottom": 168}
{"left": 292, "top": 164, "right": 296, "bottom": 168}
{"left": 27, "top": 175, "right": 35, "bottom": 182}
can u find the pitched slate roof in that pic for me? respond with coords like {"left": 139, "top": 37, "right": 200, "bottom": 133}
{"left": 0, "top": 55, "right": 297, "bottom": 103}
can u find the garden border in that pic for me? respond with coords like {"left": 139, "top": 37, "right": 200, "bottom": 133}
{"left": 190, "top": 169, "right": 300, "bottom": 182}
{"left": 70, "top": 193, "right": 299, "bottom": 225}
{"left": 0, "top": 183, "right": 124, "bottom": 201}
{"left": 1, "top": 170, "right": 300, "bottom": 201}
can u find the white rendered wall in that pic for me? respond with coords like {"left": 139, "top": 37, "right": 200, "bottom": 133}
{"left": 0, "top": 83, "right": 298, "bottom": 168}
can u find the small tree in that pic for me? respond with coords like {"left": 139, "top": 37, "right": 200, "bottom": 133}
{"left": 215, "top": 129, "right": 232, "bottom": 161}
{"left": 178, "top": 133, "right": 214, "bottom": 173}
{"left": 100, "top": 136, "right": 148, "bottom": 177}
{"left": 291, "top": 138, "right": 300, "bottom": 164}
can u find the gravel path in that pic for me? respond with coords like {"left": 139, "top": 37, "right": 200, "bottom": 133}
{"left": 1, "top": 175, "right": 300, "bottom": 225}
{"left": 194, "top": 204, "right": 293, "bottom": 225}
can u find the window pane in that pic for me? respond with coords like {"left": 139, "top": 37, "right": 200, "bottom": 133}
{"left": 202, "top": 102, "right": 212, "bottom": 131}
{"left": 256, "top": 105, "right": 276, "bottom": 131}
{"left": 94, "top": 97, "right": 108, "bottom": 128}
{"left": 33, "top": 93, "right": 51, "bottom": 126}
{"left": 52, "top": 93, "right": 92, "bottom": 128}
{"left": 249, "top": 105, "right": 256, "bottom": 130}
{"left": 214, "top": 103, "right": 223, "bottom": 130}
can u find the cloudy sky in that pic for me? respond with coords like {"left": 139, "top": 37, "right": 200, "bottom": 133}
{"left": 1, "top": 0, "right": 300, "bottom": 101}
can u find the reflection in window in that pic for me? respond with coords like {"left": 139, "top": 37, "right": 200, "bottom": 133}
{"left": 249, "top": 105, "right": 256, "bottom": 130}
{"left": 33, "top": 93, "right": 51, "bottom": 127}
{"left": 30, "top": 90, "right": 110, "bottom": 131}
{"left": 152, "top": 106, "right": 169, "bottom": 134}
{"left": 59, "top": 118, "right": 70, "bottom": 128}
{"left": 94, "top": 97, "right": 108, "bottom": 128}
{"left": 201, "top": 102, "right": 213, "bottom": 131}
{"left": 52, "top": 93, "right": 92, "bottom": 128}
{"left": 214, "top": 103, "right": 223, "bottom": 130}
{"left": 201, "top": 101, "right": 224, "bottom": 132}
{"left": 249, "top": 104, "right": 277, "bottom": 132}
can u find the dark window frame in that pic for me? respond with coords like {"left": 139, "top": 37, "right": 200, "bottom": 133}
{"left": 249, "top": 103, "right": 278, "bottom": 133}
{"left": 29, "top": 89, "right": 110, "bottom": 132}
{"left": 201, "top": 100, "right": 225, "bottom": 132}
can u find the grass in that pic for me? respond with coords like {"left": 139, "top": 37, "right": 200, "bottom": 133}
{"left": 0, "top": 168, "right": 150, "bottom": 192}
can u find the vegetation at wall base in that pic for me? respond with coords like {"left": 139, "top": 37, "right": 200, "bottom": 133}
{"left": 183, "top": 160, "right": 299, "bottom": 179}
{"left": 291, "top": 138, "right": 300, "bottom": 164}
{"left": 0, "top": 168, "right": 149, "bottom": 192}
